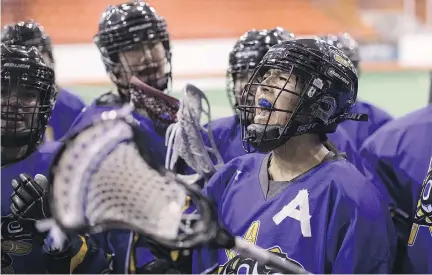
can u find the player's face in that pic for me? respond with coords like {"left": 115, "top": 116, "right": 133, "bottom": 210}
{"left": 117, "top": 41, "right": 167, "bottom": 88}
{"left": 234, "top": 71, "right": 254, "bottom": 105}
{"left": 254, "top": 68, "right": 301, "bottom": 125}
{"left": 1, "top": 86, "right": 40, "bottom": 138}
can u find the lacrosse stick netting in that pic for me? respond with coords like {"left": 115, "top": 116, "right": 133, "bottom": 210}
{"left": 49, "top": 106, "right": 211, "bottom": 248}
{"left": 165, "top": 83, "right": 224, "bottom": 180}
{"left": 130, "top": 76, "right": 179, "bottom": 136}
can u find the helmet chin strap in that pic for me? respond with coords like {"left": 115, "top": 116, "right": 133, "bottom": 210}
{"left": 244, "top": 123, "right": 286, "bottom": 153}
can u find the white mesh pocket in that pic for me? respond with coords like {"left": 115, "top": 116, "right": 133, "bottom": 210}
{"left": 165, "top": 84, "right": 224, "bottom": 178}
{"left": 53, "top": 118, "right": 186, "bottom": 240}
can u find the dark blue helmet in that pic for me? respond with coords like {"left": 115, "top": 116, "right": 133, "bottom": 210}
{"left": 1, "top": 43, "right": 56, "bottom": 164}
{"left": 238, "top": 38, "right": 366, "bottom": 153}
{"left": 227, "top": 27, "right": 295, "bottom": 111}
{"left": 94, "top": 1, "right": 172, "bottom": 95}
{"left": 1, "top": 20, "right": 54, "bottom": 67}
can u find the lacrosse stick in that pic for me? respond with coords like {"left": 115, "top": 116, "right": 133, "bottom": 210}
{"left": 45, "top": 104, "right": 311, "bottom": 275}
{"left": 165, "top": 83, "right": 224, "bottom": 183}
{"left": 130, "top": 76, "right": 179, "bottom": 136}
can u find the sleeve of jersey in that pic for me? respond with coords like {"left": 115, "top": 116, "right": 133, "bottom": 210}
{"left": 326, "top": 185, "right": 398, "bottom": 273}
{"left": 358, "top": 133, "right": 397, "bottom": 204}
{"left": 43, "top": 234, "right": 113, "bottom": 274}
{"left": 367, "top": 105, "right": 393, "bottom": 135}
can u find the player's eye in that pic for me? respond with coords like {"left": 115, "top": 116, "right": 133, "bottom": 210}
{"left": 279, "top": 75, "right": 288, "bottom": 82}
{"left": 22, "top": 89, "right": 39, "bottom": 101}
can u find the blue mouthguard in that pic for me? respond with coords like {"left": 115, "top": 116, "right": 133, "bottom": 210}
{"left": 258, "top": 98, "right": 272, "bottom": 108}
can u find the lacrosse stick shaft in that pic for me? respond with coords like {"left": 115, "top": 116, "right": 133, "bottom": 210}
{"left": 234, "top": 237, "right": 312, "bottom": 274}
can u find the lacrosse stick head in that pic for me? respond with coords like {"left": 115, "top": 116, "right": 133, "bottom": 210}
{"left": 48, "top": 104, "right": 219, "bottom": 249}
{"left": 165, "top": 83, "right": 224, "bottom": 181}
{"left": 129, "top": 76, "right": 179, "bottom": 136}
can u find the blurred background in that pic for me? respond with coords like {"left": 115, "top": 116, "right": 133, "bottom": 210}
{"left": 2, "top": 0, "right": 432, "bottom": 118}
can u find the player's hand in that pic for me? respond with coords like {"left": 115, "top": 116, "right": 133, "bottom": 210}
{"left": 10, "top": 173, "right": 51, "bottom": 221}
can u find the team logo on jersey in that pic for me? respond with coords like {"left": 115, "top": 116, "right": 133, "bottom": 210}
{"left": 218, "top": 221, "right": 303, "bottom": 274}
{"left": 408, "top": 158, "right": 432, "bottom": 246}
{"left": 1, "top": 215, "right": 33, "bottom": 274}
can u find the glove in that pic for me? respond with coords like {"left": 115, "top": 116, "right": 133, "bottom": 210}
{"left": 10, "top": 173, "right": 51, "bottom": 221}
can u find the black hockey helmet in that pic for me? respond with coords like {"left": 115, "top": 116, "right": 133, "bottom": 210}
{"left": 1, "top": 20, "right": 54, "bottom": 68}
{"left": 320, "top": 33, "right": 360, "bottom": 73}
{"left": 1, "top": 44, "right": 56, "bottom": 163}
{"left": 227, "top": 27, "right": 295, "bottom": 112}
{"left": 94, "top": 1, "right": 172, "bottom": 96}
{"left": 238, "top": 38, "right": 367, "bottom": 153}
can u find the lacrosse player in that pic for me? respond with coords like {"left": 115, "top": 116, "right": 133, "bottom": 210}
{"left": 63, "top": 1, "right": 188, "bottom": 273}
{"left": 2, "top": 20, "right": 86, "bottom": 141}
{"left": 192, "top": 39, "right": 397, "bottom": 274}
{"left": 212, "top": 29, "right": 364, "bottom": 168}
{"left": 402, "top": 156, "right": 432, "bottom": 273}
{"left": 67, "top": 1, "right": 172, "bottom": 168}
{"left": 358, "top": 103, "right": 432, "bottom": 272}
{"left": 320, "top": 33, "right": 393, "bottom": 149}
{"left": 1, "top": 44, "right": 111, "bottom": 274}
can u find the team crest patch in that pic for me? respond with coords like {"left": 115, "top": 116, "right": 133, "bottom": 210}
{"left": 218, "top": 221, "right": 303, "bottom": 274}
{"left": 413, "top": 164, "right": 432, "bottom": 226}
{"left": 408, "top": 159, "right": 432, "bottom": 246}
{"left": 1, "top": 216, "right": 34, "bottom": 274}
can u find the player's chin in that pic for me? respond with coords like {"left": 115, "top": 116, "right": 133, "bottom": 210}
{"left": 1, "top": 121, "right": 27, "bottom": 132}
{"left": 253, "top": 115, "right": 277, "bottom": 125}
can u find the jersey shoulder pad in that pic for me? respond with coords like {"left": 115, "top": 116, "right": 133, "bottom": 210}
{"left": 94, "top": 91, "right": 123, "bottom": 106}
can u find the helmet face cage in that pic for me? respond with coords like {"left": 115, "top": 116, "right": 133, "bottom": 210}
{"left": 1, "top": 45, "right": 56, "bottom": 162}
{"left": 226, "top": 28, "right": 295, "bottom": 113}
{"left": 238, "top": 40, "right": 358, "bottom": 153}
{"left": 95, "top": 13, "right": 172, "bottom": 95}
{"left": 226, "top": 48, "right": 264, "bottom": 113}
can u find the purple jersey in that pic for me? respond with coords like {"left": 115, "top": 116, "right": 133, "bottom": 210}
{"left": 68, "top": 96, "right": 167, "bottom": 168}
{"left": 403, "top": 156, "right": 432, "bottom": 273}
{"left": 1, "top": 141, "right": 110, "bottom": 274}
{"left": 340, "top": 100, "right": 393, "bottom": 149}
{"left": 193, "top": 153, "right": 397, "bottom": 274}
{"left": 46, "top": 88, "right": 86, "bottom": 141}
{"left": 359, "top": 105, "right": 432, "bottom": 242}
{"left": 208, "top": 115, "right": 363, "bottom": 169}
